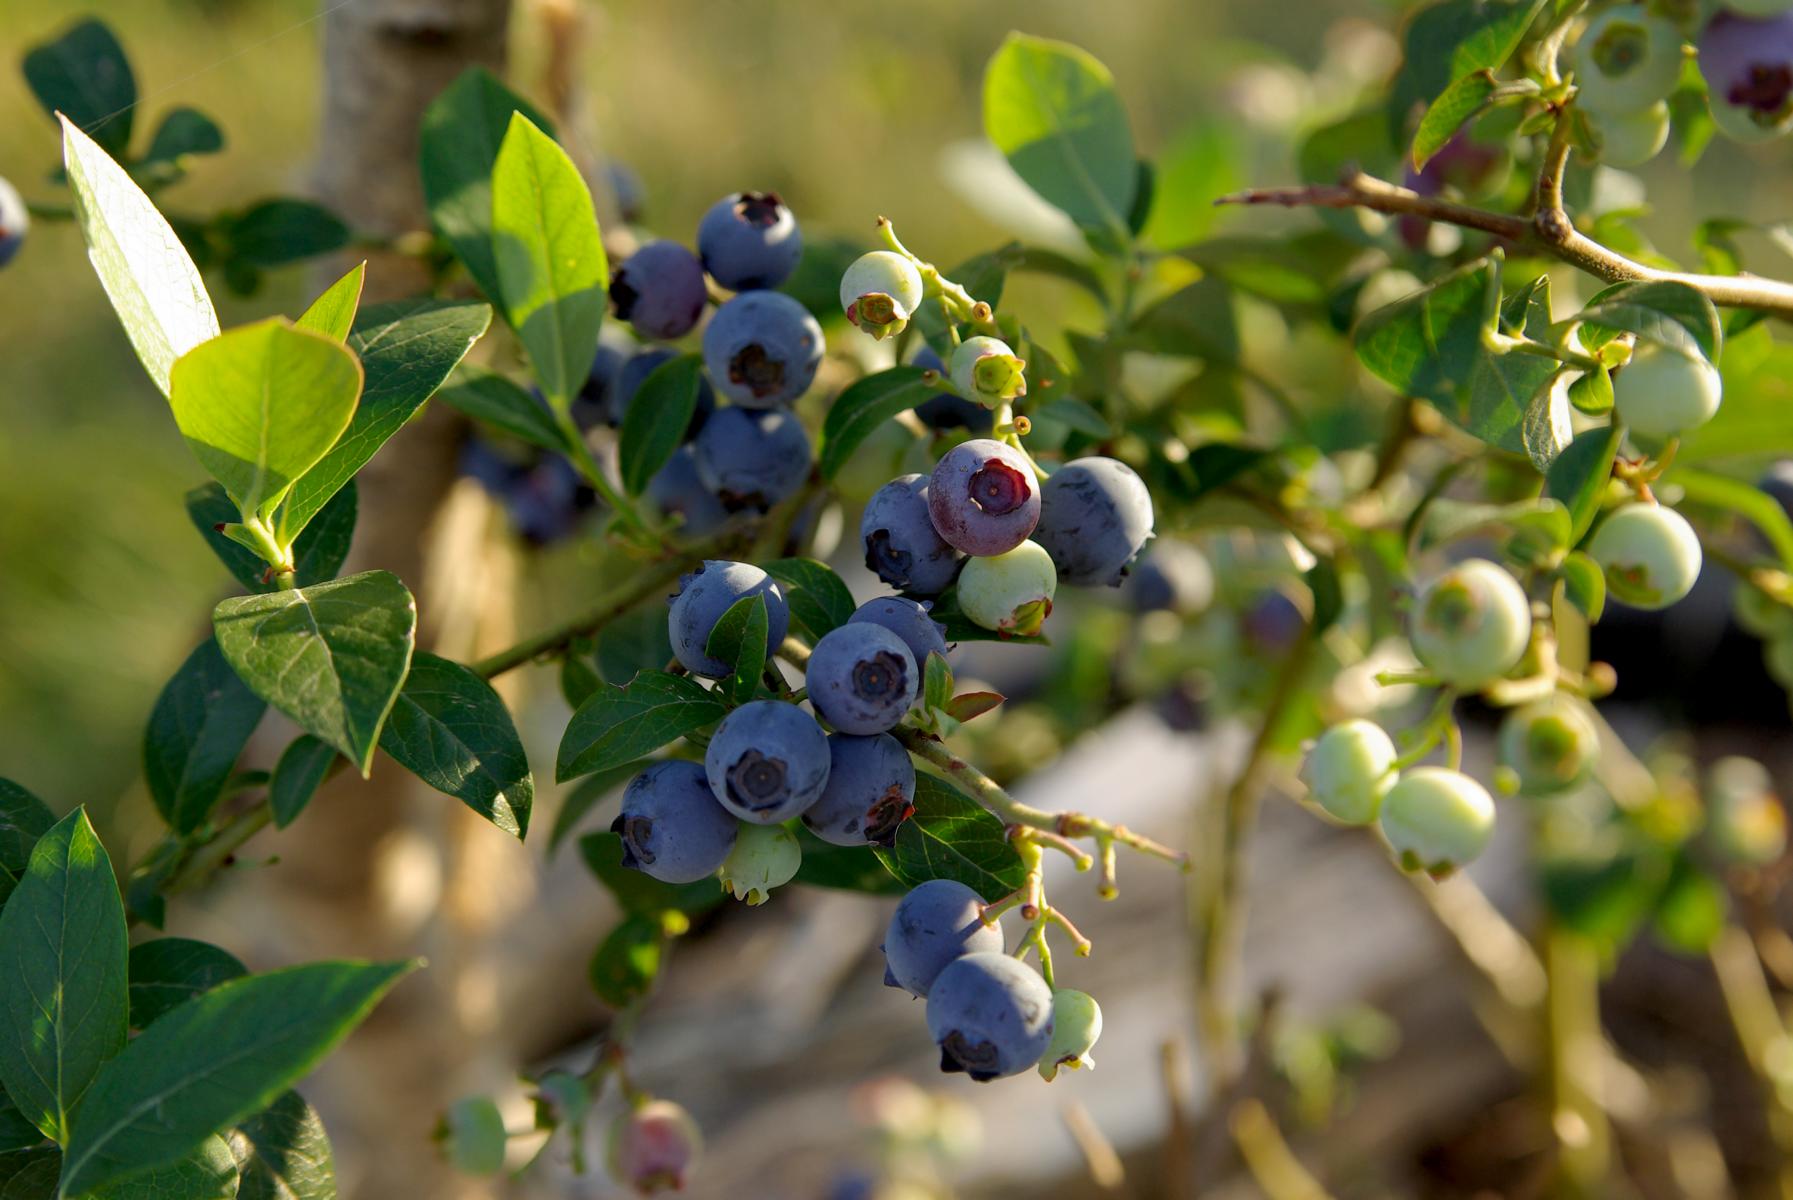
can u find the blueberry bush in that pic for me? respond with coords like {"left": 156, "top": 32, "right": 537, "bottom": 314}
{"left": 7, "top": 2, "right": 1793, "bottom": 1195}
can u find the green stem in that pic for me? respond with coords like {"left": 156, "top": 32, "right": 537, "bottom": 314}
{"left": 472, "top": 553, "right": 698, "bottom": 679}
{"left": 552, "top": 410, "right": 651, "bottom": 538}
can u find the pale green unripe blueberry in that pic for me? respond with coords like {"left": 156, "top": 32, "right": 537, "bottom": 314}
{"left": 1408, "top": 559, "right": 1532, "bottom": 690}
{"left": 841, "top": 251, "right": 925, "bottom": 342}
{"left": 950, "top": 336, "right": 1027, "bottom": 405}
{"left": 1301, "top": 719, "right": 1398, "bottom": 825}
{"left": 1497, "top": 694, "right": 1600, "bottom": 794}
{"left": 1574, "top": 5, "right": 1686, "bottom": 115}
{"left": 1613, "top": 342, "right": 1723, "bottom": 438}
{"left": 1588, "top": 503, "right": 1703, "bottom": 611}
{"left": 957, "top": 540, "right": 1057, "bottom": 637}
{"left": 1379, "top": 767, "right": 1497, "bottom": 878}
{"left": 1706, "top": 756, "right": 1788, "bottom": 865}
{"left": 1038, "top": 989, "right": 1102, "bottom": 1081}
{"left": 1595, "top": 101, "right": 1671, "bottom": 166}
{"left": 718, "top": 821, "right": 800, "bottom": 906}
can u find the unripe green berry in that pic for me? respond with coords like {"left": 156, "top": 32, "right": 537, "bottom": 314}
{"left": 1379, "top": 767, "right": 1496, "bottom": 878}
{"left": 1408, "top": 559, "right": 1532, "bottom": 690}
{"left": 957, "top": 539, "right": 1057, "bottom": 637}
{"left": 1588, "top": 503, "right": 1703, "bottom": 611}
{"left": 718, "top": 821, "right": 800, "bottom": 905}
{"left": 1038, "top": 989, "right": 1102, "bottom": 1081}
{"left": 950, "top": 336, "right": 1027, "bottom": 405}
{"left": 841, "top": 251, "right": 925, "bottom": 342}
{"left": 1595, "top": 101, "right": 1670, "bottom": 166}
{"left": 1301, "top": 719, "right": 1398, "bottom": 825}
{"left": 1497, "top": 694, "right": 1600, "bottom": 794}
{"left": 1613, "top": 342, "right": 1722, "bottom": 438}
{"left": 1574, "top": 5, "right": 1686, "bottom": 115}
{"left": 1706, "top": 756, "right": 1787, "bottom": 865}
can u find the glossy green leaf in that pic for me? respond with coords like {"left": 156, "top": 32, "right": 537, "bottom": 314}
{"left": 436, "top": 365, "right": 568, "bottom": 453}
{"left": 1672, "top": 468, "right": 1793, "bottom": 571}
{"left": 279, "top": 299, "right": 493, "bottom": 539}
{"left": 420, "top": 67, "right": 556, "bottom": 308}
{"left": 379, "top": 652, "right": 533, "bottom": 839}
{"left": 59, "top": 960, "right": 414, "bottom": 1197}
{"left": 1412, "top": 70, "right": 1498, "bottom": 170}
{"left": 26, "top": 20, "right": 135, "bottom": 155}
{"left": 983, "top": 33, "right": 1136, "bottom": 237}
{"left": 187, "top": 481, "right": 357, "bottom": 594}
{"left": 1521, "top": 369, "right": 1574, "bottom": 471}
{"left": 89, "top": 1134, "right": 239, "bottom": 1200}
{"left": 233, "top": 1090, "right": 336, "bottom": 1200}
{"left": 1559, "top": 551, "right": 1607, "bottom": 623}
{"left": 923, "top": 652, "right": 954, "bottom": 714}
{"left": 1389, "top": 0, "right": 1547, "bottom": 142}
{"left": 620, "top": 355, "right": 703, "bottom": 495}
{"left": 763, "top": 559, "right": 856, "bottom": 642}
{"left": 140, "top": 107, "right": 224, "bottom": 169}
{"left": 143, "top": 637, "right": 267, "bottom": 834}
{"left": 558, "top": 671, "right": 726, "bottom": 783}
{"left": 791, "top": 827, "right": 904, "bottom": 895}
{"left": 224, "top": 200, "right": 350, "bottom": 269}
{"left": 875, "top": 774, "right": 1026, "bottom": 901}
{"left": 128, "top": 938, "right": 248, "bottom": 1030}
{"left": 0, "top": 780, "right": 56, "bottom": 912}
{"left": 269, "top": 736, "right": 338, "bottom": 830}
{"left": 705, "top": 594, "right": 770, "bottom": 708}
{"left": 1545, "top": 423, "right": 1621, "bottom": 544}
{"left": 1573, "top": 280, "right": 1722, "bottom": 363}
{"left": 594, "top": 608, "right": 675, "bottom": 687}
{"left": 1567, "top": 365, "right": 1614, "bottom": 415}
{"left": 295, "top": 262, "right": 366, "bottom": 341}
{"left": 213, "top": 570, "right": 418, "bottom": 776}
{"left": 579, "top": 831, "right": 724, "bottom": 918}
{"left": 60, "top": 114, "right": 219, "bottom": 397}
{"left": 491, "top": 112, "right": 608, "bottom": 408}
{"left": 169, "top": 318, "right": 363, "bottom": 520}
{"left": 588, "top": 916, "right": 665, "bottom": 1009}
{"left": 819, "top": 367, "right": 935, "bottom": 480}
{"left": 0, "top": 809, "right": 128, "bottom": 1144}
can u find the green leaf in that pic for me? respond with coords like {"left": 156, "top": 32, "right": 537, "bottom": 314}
{"left": 420, "top": 67, "right": 556, "bottom": 309}
{"left": 279, "top": 299, "right": 493, "bottom": 540}
{"left": 983, "top": 33, "right": 1136, "bottom": 237}
{"left": 923, "top": 652, "right": 954, "bottom": 714}
{"left": 762, "top": 559, "right": 856, "bottom": 642}
{"left": 557, "top": 672, "right": 727, "bottom": 783}
{"left": 59, "top": 959, "right": 414, "bottom": 1198}
{"left": 233, "top": 1090, "right": 335, "bottom": 1200}
{"left": 1412, "top": 70, "right": 1499, "bottom": 170}
{"left": 442, "top": 1096, "right": 507, "bottom": 1176}
{"left": 223, "top": 200, "right": 350, "bottom": 269}
{"left": 0, "top": 1091, "right": 44, "bottom": 1155}
{"left": 269, "top": 736, "right": 338, "bottom": 830}
{"left": 1672, "top": 468, "right": 1793, "bottom": 572}
{"left": 579, "top": 831, "right": 724, "bottom": 917}
{"left": 0, "top": 809, "right": 128, "bottom": 1145}
{"left": 143, "top": 637, "right": 267, "bottom": 834}
{"left": 169, "top": 318, "right": 364, "bottom": 521}
{"left": 549, "top": 762, "right": 643, "bottom": 852}
{"left": 1388, "top": 0, "right": 1547, "bottom": 143}
{"left": 819, "top": 367, "right": 936, "bottom": 480}
{"left": 60, "top": 114, "right": 219, "bottom": 397}
{"left": 588, "top": 917, "right": 665, "bottom": 1009}
{"left": 1559, "top": 551, "right": 1607, "bottom": 623}
{"left": 213, "top": 571, "right": 417, "bottom": 776}
{"left": 1568, "top": 365, "right": 1614, "bottom": 415}
{"left": 295, "top": 262, "right": 366, "bottom": 341}
{"left": 791, "top": 827, "right": 904, "bottom": 895}
{"left": 25, "top": 20, "right": 135, "bottom": 155}
{"left": 1521, "top": 369, "right": 1574, "bottom": 472}
{"left": 379, "top": 652, "right": 533, "bottom": 840}
{"left": 436, "top": 365, "right": 569, "bottom": 453}
{"left": 0, "top": 780, "right": 56, "bottom": 911}
{"left": 491, "top": 111, "right": 608, "bottom": 408}
{"left": 187, "top": 481, "right": 358, "bottom": 594}
{"left": 0, "top": 1147, "right": 59, "bottom": 1196}
{"left": 705, "top": 595, "right": 770, "bottom": 708}
{"left": 874, "top": 774, "right": 1026, "bottom": 901}
{"left": 127, "top": 938, "right": 248, "bottom": 1030}
{"left": 1545, "top": 423, "right": 1621, "bottom": 544}
{"left": 140, "top": 107, "right": 224, "bottom": 169}
{"left": 1573, "top": 280, "right": 1722, "bottom": 363}
{"left": 1142, "top": 121, "right": 1245, "bottom": 250}
{"left": 619, "top": 355, "right": 703, "bottom": 495}
{"left": 1036, "top": 397, "right": 1112, "bottom": 438}
{"left": 594, "top": 608, "right": 675, "bottom": 687}
{"left": 1130, "top": 278, "right": 1239, "bottom": 363}
{"left": 90, "top": 1134, "right": 238, "bottom": 1200}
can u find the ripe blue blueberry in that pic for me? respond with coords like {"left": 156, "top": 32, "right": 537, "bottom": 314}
{"left": 912, "top": 347, "right": 995, "bottom": 433}
{"left": 1496, "top": 694, "right": 1599, "bottom": 795}
{"left": 1408, "top": 559, "right": 1532, "bottom": 689}
{"left": 0, "top": 176, "right": 29, "bottom": 268}
{"left": 612, "top": 761, "right": 739, "bottom": 884}
{"left": 668, "top": 560, "right": 790, "bottom": 677}
{"left": 704, "top": 700, "right": 831, "bottom": 823}
{"left": 702, "top": 291, "right": 824, "bottom": 408}
{"left": 719, "top": 821, "right": 802, "bottom": 905}
{"left": 803, "top": 733, "right": 916, "bottom": 847}
{"left": 1243, "top": 587, "right": 1307, "bottom": 653}
{"left": 840, "top": 250, "right": 926, "bottom": 341}
{"left": 504, "top": 456, "right": 592, "bottom": 546}
{"left": 883, "top": 879, "right": 1005, "bottom": 997}
{"left": 1699, "top": 11, "right": 1793, "bottom": 141}
{"left": 1037, "top": 989, "right": 1102, "bottom": 1081}
{"left": 610, "top": 347, "right": 717, "bottom": 433}
{"left": 646, "top": 445, "right": 730, "bottom": 538}
{"left": 610, "top": 241, "right": 708, "bottom": 340}
{"left": 956, "top": 540, "right": 1056, "bottom": 637}
{"left": 949, "top": 336, "right": 1027, "bottom": 405}
{"left": 573, "top": 337, "right": 632, "bottom": 430}
{"left": 806, "top": 623, "right": 919, "bottom": 735}
{"left": 1125, "top": 540, "right": 1214, "bottom": 615}
{"left": 604, "top": 159, "right": 646, "bottom": 224}
{"left": 1588, "top": 502, "right": 1703, "bottom": 610}
{"left": 697, "top": 191, "right": 803, "bottom": 291}
{"left": 606, "top": 1100, "right": 701, "bottom": 1194}
{"left": 848, "top": 596, "right": 951, "bottom": 671}
{"left": 1574, "top": 4, "right": 1686, "bottom": 116}
{"left": 927, "top": 439, "right": 1041, "bottom": 557}
{"left": 861, "top": 474, "right": 963, "bottom": 595}
{"left": 691, "top": 406, "right": 812, "bottom": 513}
{"left": 1033, "top": 456, "right": 1155, "bottom": 587}
{"left": 1613, "top": 342, "right": 1722, "bottom": 438}
{"left": 925, "top": 952, "right": 1055, "bottom": 1081}
{"left": 1379, "top": 767, "right": 1496, "bottom": 878}
{"left": 1301, "top": 719, "right": 1398, "bottom": 825}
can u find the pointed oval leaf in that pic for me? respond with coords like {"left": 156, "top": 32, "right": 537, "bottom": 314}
{"left": 232, "top": 1090, "right": 336, "bottom": 1200}
{"left": 436, "top": 365, "right": 569, "bottom": 453}
{"left": 1545, "top": 423, "right": 1622, "bottom": 544}
{"left": 874, "top": 773, "right": 1026, "bottom": 901}
{"left": 378, "top": 652, "right": 534, "bottom": 839}
{"left": 90, "top": 1134, "right": 239, "bottom": 1200}
{"left": 60, "top": 115, "right": 219, "bottom": 396}
{"left": 144, "top": 637, "right": 268, "bottom": 834}
{"left": 704, "top": 594, "right": 770, "bottom": 707}
{"left": 0, "top": 809, "right": 128, "bottom": 1144}
{"left": 27, "top": 20, "right": 135, "bottom": 155}
{"left": 128, "top": 938, "right": 248, "bottom": 1031}
{"left": 59, "top": 960, "right": 415, "bottom": 1198}
{"left": 1573, "top": 280, "right": 1722, "bottom": 363}
{"left": 0, "top": 780, "right": 55, "bottom": 911}
{"left": 213, "top": 571, "right": 417, "bottom": 776}
{"left": 557, "top": 671, "right": 726, "bottom": 783}
{"left": 818, "top": 367, "right": 935, "bottom": 480}
{"left": 269, "top": 736, "right": 339, "bottom": 830}
{"left": 762, "top": 559, "right": 855, "bottom": 642}
{"left": 295, "top": 262, "right": 366, "bottom": 341}
{"left": 140, "top": 107, "right": 225, "bottom": 169}
{"left": 619, "top": 355, "right": 703, "bottom": 495}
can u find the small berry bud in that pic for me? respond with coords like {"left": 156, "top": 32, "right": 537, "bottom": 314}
{"left": 840, "top": 251, "right": 925, "bottom": 342}
{"left": 718, "top": 821, "right": 801, "bottom": 905}
{"left": 1038, "top": 989, "right": 1103, "bottom": 1080}
{"left": 950, "top": 336, "right": 1027, "bottom": 405}
{"left": 607, "top": 1100, "right": 701, "bottom": 1194}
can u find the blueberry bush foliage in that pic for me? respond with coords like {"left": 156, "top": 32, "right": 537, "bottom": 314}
{"left": 8, "top": 1, "right": 1793, "bottom": 1194}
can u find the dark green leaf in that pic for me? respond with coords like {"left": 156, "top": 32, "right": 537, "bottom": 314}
{"left": 0, "top": 780, "right": 55, "bottom": 911}
{"left": 1572, "top": 280, "right": 1722, "bottom": 363}
{"left": 549, "top": 762, "right": 643, "bottom": 852}
{"left": 0, "top": 1147, "right": 58, "bottom": 1197}
{"left": 59, "top": 960, "right": 415, "bottom": 1197}
{"left": 791, "top": 827, "right": 903, "bottom": 895}
{"left": 187, "top": 480, "right": 358, "bottom": 593}
{"left": 0, "top": 809, "right": 128, "bottom": 1144}
{"left": 140, "top": 107, "right": 224, "bottom": 169}
{"left": 270, "top": 736, "right": 337, "bottom": 829}
{"left": 916, "top": 249, "right": 1012, "bottom": 356}
{"left": 128, "top": 938, "right": 248, "bottom": 1030}
{"left": 144, "top": 637, "right": 267, "bottom": 834}
{"left": 705, "top": 595, "right": 769, "bottom": 708}
{"left": 233, "top": 1090, "right": 335, "bottom": 1200}
{"left": 1388, "top": 0, "right": 1547, "bottom": 143}
{"left": 588, "top": 917, "right": 665, "bottom": 1009}
{"left": 224, "top": 200, "right": 350, "bottom": 269}
{"left": 557, "top": 672, "right": 727, "bottom": 783}
{"left": 379, "top": 652, "right": 533, "bottom": 839}
{"left": 874, "top": 774, "right": 1026, "bottom": 901}
{"left": 1559, "top": 551, "right": 1606, "bottom": 623}
{"left": 779, "top": 236, "right": 868, "bottom": 320}
{"left": 213, "top": 570, "right": 418, "bottom": 776}
{"left": 1307, "top": 559, "right": 1344, "bottom": 633}
{"left": 1545, "top": 423, "right": 1621, "bottom": 544}
{"left": 594, "top": 607, "right": 675, "bottom": 687}
{"left": 0, "top": 1091, "right": 44, "bottom": 1155}
{"left": 620, "top": 355, "right": 703, "bottom": 495}
{"left": 579, "top": 831, "right": 724, "bottom": 917}
{"left": 1035, "top": 397, "right": 1112, "bottom": 438}
{"left": 25, "top": 19, "right": 135, "bottom": 155}
{"left": 763, "top": 559, "right": 856, "bottom": 642}
{"left": 90, "top": 1135, "right": 238, "bottom": 1200}
{"left": 819, "top": 367, "right": 936, "bottom": 480}
{"left": 560, "top": 652, "right": 603, "bottom": 709}
{"left": 436, "top": 365, "right": 568, "bottom": 453}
